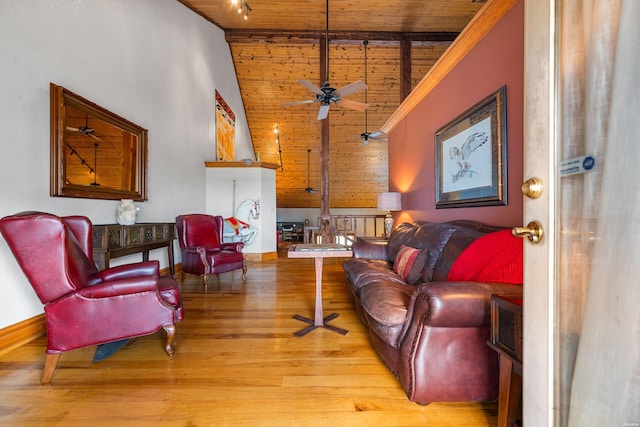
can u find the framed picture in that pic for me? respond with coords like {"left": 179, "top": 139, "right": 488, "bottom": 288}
{"left": 215, "top": 90, "right": 235, "bottom": 161}
{"left": 435, "top": 85, "right": 507, "bottom": 208}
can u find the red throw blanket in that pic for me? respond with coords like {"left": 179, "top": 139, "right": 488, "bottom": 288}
{"left": 446, "top": 229, "right": 523, "bottom": 284}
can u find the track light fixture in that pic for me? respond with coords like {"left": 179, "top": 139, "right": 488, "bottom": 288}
{"left": 274, "top": 124, "right": 283, "bottom": 171}
{"left": 231, "top": 0, "right": 251, "bottom": 20}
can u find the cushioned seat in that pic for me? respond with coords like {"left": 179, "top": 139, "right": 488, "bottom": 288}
{"left": 0, "top": 211, "right": 183, "bottom": 384}
{"left": 176, "top": 214, "right": 247, "bottom": 289}
{"left": 343, "top": 220, "right": 523, "bottom": 404}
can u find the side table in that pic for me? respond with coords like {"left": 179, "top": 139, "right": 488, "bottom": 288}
{"left": 287, "top": 243, "right": 352, "bottom": 337}
{"left": 488, "top": 294, "right": 523, "bottom": 427}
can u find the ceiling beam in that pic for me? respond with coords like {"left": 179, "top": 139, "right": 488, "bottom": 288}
{"left": 225, "top": 30, "right": 459, "bottom": 45}
{"left": 400, "top": 38, "right": 412, "bottom": 101}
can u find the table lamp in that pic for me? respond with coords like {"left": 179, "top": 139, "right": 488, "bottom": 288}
{"left": 377, "top": 192, "right": 402, "bottom": 237}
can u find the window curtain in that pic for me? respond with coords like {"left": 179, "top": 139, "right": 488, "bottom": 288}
{"left": 558, "top": 0, "right": 640, "bottom": 425}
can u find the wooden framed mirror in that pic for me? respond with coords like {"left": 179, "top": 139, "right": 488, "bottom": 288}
{"left": 50, "top": 83, "right": 148, "bottom": 201}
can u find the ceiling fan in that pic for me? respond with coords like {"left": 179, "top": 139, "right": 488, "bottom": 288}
{"left": 66, "top": 114, "right": 101, "bottom": 141}
{"left": 360, "top": 40, "right": 387, "bottom": 145}
{"left": 304, "top": 149, "right": 319, "bottom": 193}
{"left": 283, "top": 0, "right": 369, "bottom": 120}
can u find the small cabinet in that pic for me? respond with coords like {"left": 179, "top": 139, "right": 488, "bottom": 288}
{"left": 488, "top": 294, "right": 523, "bottom": 427}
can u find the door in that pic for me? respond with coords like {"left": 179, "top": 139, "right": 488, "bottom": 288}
{"left": 523, "top": 0, "right": 640, "bottom": 425}
{"left": 522, "top": 1, "right": 557, "bottom": 425}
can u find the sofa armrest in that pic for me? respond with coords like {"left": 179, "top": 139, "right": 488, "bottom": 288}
{"left": 405, "top": 281, "right": 523, "bottom": 328}
{"left": 352, "top": 239, "right": 389, "bottom": 261}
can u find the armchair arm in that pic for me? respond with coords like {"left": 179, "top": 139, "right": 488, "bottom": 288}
{"left": 77, "top": 275, "right": 159, "bottom": 298}
{"left": 221, "top": 241, "right": 244, "bottom": 252}
{"left": 352, "top": 239, "right": 389, "bottom": 261}
{"left": 406, "top": 281, "right": 523, "bottom": 328}
{"left": 96, "top": 261, "right": 160, "bottom": 282}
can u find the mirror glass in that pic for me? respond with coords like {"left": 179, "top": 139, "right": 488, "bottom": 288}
{"left": 50, "top": 83, "right": 148, "bottom": 201}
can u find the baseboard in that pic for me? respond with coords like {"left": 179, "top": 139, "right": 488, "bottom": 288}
{"left": 0, "top": 314, "right": 46, "bottom": 357}
{"left": 245, "top": 252, "right": 278, "bottom": 262}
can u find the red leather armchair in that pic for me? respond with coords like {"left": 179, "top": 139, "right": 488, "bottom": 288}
{"left": 0, "top": 212, "right": 184, "bottom": 384}
{"left": 176, "top": 214, "right": 247, "bottom": 289}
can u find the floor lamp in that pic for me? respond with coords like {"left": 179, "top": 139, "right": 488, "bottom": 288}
{"left": 377, "top": 192, "right": 402, "bottom": 237}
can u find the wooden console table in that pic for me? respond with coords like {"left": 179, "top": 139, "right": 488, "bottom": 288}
{"left": 92, "top": 223, "right": 175, "bottom": 275}
{"left": 488, "top": 294, "right": 523, "bottom": 427}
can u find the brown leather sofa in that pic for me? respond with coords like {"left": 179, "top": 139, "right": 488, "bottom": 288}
{"left": 343, "top": 220, "right": 523, "bottom": 404}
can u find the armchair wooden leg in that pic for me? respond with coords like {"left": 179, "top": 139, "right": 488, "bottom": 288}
{"left": 242, "top": 266, "right": 247, "bottom": 281}
{"left": 41, "top": 353, "right": 61, "bottom": 384}
{"left": 163, "top": 324, "right": 177, "bottom": 356}
{"left": 202, "top": 274, "right": 210, "bottom": 290}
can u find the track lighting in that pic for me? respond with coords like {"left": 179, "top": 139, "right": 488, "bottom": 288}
{"left": 274, "top": 124, "right": 283, "bottom": 171}
{"left": 231, "top": 0, "right": 251, "bottom": 20}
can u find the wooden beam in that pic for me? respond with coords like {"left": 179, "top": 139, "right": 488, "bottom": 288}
{"left": 319, "top": 35, "right": 331, "bottom": 243}
{"left": 225, "top": 30, "right": 459, "bottom": 45}
{"left": 400, "top": 38, "right": 412, "bottom": 101}
{"left": 382, "top": 0, "right": 519, "bottom": 133}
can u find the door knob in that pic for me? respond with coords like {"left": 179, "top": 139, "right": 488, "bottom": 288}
{"left": 521, "top": 177, "right": 543, "bottom": 199}
{"left": 512, "top": 221, "right": 544, "bottom": 243}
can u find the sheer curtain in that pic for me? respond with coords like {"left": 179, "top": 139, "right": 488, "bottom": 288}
{"left": 558, "top": 0, "right": 640, "bottom": 425}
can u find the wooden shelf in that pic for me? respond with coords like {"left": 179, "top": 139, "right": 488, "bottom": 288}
{"left": 204, "top": 161, "right": 281, "bottom": 170}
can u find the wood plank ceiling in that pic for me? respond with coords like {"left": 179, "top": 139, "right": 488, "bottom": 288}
{"left": 177, "top": 0, "right": 485, "bottom": 208}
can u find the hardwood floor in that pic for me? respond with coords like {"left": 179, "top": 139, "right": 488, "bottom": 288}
{"left": 0, "top": 256, "right": 497, "bottom": 426}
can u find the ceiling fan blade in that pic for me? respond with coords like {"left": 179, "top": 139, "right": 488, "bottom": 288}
{"left": 360, "top": 131, "right": 388, "bottom": 145}
{"left": 66, "top": 126, "right": 81, "bottom": 132}
{"left": 337, "top": 98, "right": 369, "bottom": 112}
{"left": 282, "top": 99, "right": 318, "bottom": 107}
{"left": 317, "top": 103, "right": 330, "bottom": 120}
{"left": 89, "top": 133, "right": 102, "bottom": 141}
{"left": 298, "top": 80, "right": 324, "bottom": 95}
{"left": 368, "top": 131, "right": 387, "bottom": 140}
{"left": 334, "top": 80, "right": 367, "bottom": 98}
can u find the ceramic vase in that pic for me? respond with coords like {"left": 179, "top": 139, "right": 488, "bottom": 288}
{"left": 116, "top": 199, "right": 139, "bottom": 225}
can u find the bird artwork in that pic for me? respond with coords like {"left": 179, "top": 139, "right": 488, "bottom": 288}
{"left": 448, "top": 131, "right": 488, "bottom": 183}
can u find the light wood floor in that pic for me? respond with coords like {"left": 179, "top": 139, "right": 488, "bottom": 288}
{"left": 0, "top": 256, "right": 497, "bottom": 426}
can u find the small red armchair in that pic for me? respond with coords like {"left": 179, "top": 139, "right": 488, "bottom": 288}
{"left": 0, "top": 212, "right": 184, "bottom": 384}
{"left": 176, "top": 214, "right": 246, "bottom": 288}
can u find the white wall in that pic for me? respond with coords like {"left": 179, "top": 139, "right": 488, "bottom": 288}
{"left": 205, "top": 166, "right": 277, "bottom": 254}
{"left": 0, "top": 0, "right": 254, "bottom": 329}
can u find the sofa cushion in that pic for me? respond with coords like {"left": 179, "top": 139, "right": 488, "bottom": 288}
{"left": 446, "top": 229, "right": 523, "bottom": 284}
{"left": 393, "top": 245, "right": 427, "bottom": 285}
{"left": 415, "top": 224, "right": 458, "bottom": 282}
{"left": 343, "top": 258, "right": 404, "bottom": 295}
{"left": 359, "top": 281, "right": 414, "bottom": 347}
{"left": 387, "top": 222, "right": 424, "bottom": 262}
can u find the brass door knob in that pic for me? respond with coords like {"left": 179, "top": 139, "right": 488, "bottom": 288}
{"left": 521, "top": 177, "right": 543, "bottom": 199}
{"left": 512, "top": 221, "right": 544, "bottom": 243}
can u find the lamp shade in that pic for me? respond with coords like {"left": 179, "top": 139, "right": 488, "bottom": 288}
{"left": 377, "top": 192, "right": 402, "bottom": 211}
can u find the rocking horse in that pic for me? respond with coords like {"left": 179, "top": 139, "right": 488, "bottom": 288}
{"left": 223, "top": 199, "right": 260, "bottom": 245}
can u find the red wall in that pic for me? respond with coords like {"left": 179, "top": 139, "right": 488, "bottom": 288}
{"left": 389, "top": 0, "right": 524, "bottom": 227}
